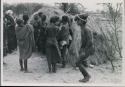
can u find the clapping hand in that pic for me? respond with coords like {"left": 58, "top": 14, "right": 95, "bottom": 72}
{"left": 60, "top": 41, "right": 67, "bottom": 46}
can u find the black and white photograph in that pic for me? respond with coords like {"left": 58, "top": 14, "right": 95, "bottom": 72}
{"left": 1, "top": 0, "right": 125, "bottom": 86}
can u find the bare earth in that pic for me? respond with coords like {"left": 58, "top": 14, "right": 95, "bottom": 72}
{"left": 3, "top": 50, "right": 122, "bottom": 86}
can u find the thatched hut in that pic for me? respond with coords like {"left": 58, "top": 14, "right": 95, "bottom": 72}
{"left": 28, "top": 6, "right": 65, "bottom": 24}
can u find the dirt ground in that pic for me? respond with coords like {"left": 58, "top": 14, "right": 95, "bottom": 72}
{"left": 2, "top": 50, "right": 122, "bottom": 86}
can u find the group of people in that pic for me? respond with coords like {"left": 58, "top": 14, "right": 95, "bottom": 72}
{"left": 4, "top": 10, "right": 17, "bottom": 55}
{"left": 31, "top": 12, "right": 73, "bottom": 72}
{"left": 4, "top": 10, "right": 95, "bottom": 82}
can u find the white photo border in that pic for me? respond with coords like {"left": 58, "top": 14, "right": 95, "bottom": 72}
{"left": 1, "top": 0, "right": 125, "bottom": 86}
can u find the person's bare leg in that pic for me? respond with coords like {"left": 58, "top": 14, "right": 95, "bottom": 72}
{"left": 24, "top": 59, "right": 32, "bottom": 73}
{"left": 52, "top": 63, "right": 56, "bottom": 73}
{"left": 61, "top": 46, "right": 67, "bottom": 68}
{"left": 3, "top": 61, "right": 6, "bottom": 65}
{"left": 46, "top": 50, "right": 52, "bottom": 73}
{"left": 19, "top": 59, "right": 24, "bottom": 71}
{"left": 47, "top": 61, "right": 52, "bottom": 73}
{"left": 78, "top": 64, "right": 90, "bottom": 82}
{"left": 76, "top": 59, "right": 90, "bottom": 82}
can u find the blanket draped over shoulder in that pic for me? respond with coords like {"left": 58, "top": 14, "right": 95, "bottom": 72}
{"left": 16, "top": 24, "right": 35, "bottom": 60}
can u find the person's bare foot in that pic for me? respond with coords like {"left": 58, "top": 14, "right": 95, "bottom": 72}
{"left": 79, "top": 76, "right": 90, "bottom": 82}
{"left": 79, "top": 78, "right": 89, "bottom": 82}
{"left": 20, "top": 68, "right": 24, "bottom": 71}
{"left": 3, "top": 62, "right": 7, "bottom": 65}
{"left": 52, "top": 69, "right": 56, "bottom": 73}
{"left": 88, "top": 64, "right": 94, "bottom": 68}
{"left": 46, "top": 69, "right": 52, "bottom": 73}
{"left": 61, "top": 64, "right": 65, "bottom": 68}
{"left": 24, "top": 70, "right": 32, "bottom": 73}
{"left": 72, "top": 67, "right": 79, "bottom": 70}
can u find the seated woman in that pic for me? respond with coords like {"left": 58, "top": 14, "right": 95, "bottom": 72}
{"left": 46, "top": 16, "right": 61, "bottom": 73}
{"left": 15, "top": 18, "right": 35, "bottom": 73}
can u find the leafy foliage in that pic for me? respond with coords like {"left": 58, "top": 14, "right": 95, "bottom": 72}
{"left": 100, "top": 3, "right": 122, "bottom": 71}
